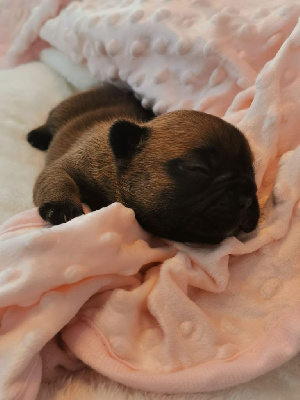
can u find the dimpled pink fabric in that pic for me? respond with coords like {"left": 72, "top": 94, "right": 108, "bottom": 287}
{"left": 0, "top": 0, "right": 70, "bottom": 68}
{"left": 0, "top": 1, "right": 300, "bottom": 400}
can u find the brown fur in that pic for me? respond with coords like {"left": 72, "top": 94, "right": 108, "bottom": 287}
{"left": 32, "top": 86, "right": 152, "bottom": 210}
{"left": 28, "top": 85, "right": 259, "bottom": 244}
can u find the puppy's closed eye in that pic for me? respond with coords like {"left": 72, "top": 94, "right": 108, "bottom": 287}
{"left": 178, "top": 162, "right": 210, "bottom": 174}
{"left": 167, "top": 158, "right": 211, "bottom": 179}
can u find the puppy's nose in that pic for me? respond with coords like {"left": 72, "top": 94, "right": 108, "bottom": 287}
{"left": 239, "top": 195, "right": 252, "bottom": 210}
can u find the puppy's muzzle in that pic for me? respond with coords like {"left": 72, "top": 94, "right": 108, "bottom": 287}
{"left": 209, "top": 175, "right": 259, "bottom": 233}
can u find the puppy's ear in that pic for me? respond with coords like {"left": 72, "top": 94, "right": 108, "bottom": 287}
{"left": 109, "top": 120, "right": 149, "bottom": 161}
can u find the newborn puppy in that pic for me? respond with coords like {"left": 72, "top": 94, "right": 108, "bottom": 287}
{"left": 27, "top": 85, "right": 259, "bottom": 244}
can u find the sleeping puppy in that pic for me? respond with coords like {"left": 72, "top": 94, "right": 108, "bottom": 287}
{"left": 27, "top": 84, "right": 259, "bottom": 244}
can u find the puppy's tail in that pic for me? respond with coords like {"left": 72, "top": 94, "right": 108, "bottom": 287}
{"left": 27, "top": 125, "right": 53, "bottom": 151}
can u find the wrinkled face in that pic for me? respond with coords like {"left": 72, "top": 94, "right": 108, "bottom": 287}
{"left": 164, "top": 147, "right": 259, "bottom": 243}
{"left": 109, "top": 110, "right": 260, "bottom": 244}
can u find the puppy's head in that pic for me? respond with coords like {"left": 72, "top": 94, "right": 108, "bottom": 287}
{"left": 109, "top": 110, "right": 259, "bottom": 244}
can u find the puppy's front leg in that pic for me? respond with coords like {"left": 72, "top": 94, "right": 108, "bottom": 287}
{"left": 33, "top": 163, "right": 83, "bottom": 225}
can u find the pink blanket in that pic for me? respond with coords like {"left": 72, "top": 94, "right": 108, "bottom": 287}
{"left": 0, "top": 1, "right": 300, "bottom": 399}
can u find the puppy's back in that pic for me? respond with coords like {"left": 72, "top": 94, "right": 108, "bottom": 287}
{"left": 47, "top": 85, "right": 152, "bottom": 134}
{"left": 28, "top": 85, "right": 153, "bottom": 159}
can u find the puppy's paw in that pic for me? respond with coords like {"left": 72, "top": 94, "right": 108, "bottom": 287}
{"left": 27, "top": 126, "right": 52, "bottom": 151}
{"left": 39, "top": 201, "right": 84, "bottom": 225}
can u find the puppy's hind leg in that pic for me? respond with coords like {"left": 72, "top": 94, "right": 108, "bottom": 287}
{"left": 27, "top": 124, "right": 53, "bottom": 151}
{"left": 34, "top": 163, "right": 84, "bottom": 225}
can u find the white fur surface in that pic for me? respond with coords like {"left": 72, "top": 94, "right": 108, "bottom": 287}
{"left": 0, "top": 61, "right": 72, "bottom": 224}
{"left": 37, "top": 364, "right": 300, "bottom": 400}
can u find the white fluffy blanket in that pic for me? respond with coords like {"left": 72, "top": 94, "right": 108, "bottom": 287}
{"left": 0, "top": 62, "right": 72, "bottom": 224}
